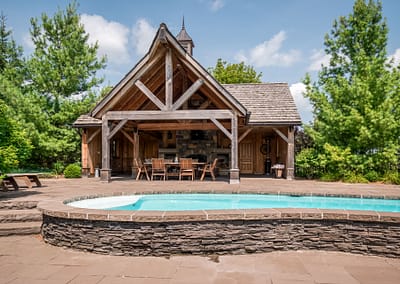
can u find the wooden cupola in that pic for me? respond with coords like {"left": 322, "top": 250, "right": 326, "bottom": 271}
{"left": 176, "top": 17, "right": 194, "bottom": 55}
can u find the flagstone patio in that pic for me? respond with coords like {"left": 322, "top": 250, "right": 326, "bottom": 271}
{"left": 1, "top": 177, "right": 400, "bottom": 283}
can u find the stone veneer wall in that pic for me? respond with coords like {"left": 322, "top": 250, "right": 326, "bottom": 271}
{"left": 41, "top": 215, "right": 400, "bottom": 258}
{"left": 176, "top": 130, "right": 217, "bottom": 161}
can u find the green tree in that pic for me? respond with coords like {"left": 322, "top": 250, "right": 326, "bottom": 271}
{"left": 208, "top": 58, "right": 262, "bottom": 83}
{"left": 28, "top": 1, "right": 106, "bottom": 112}
{"left": 0, "top": 98, "right": 32, "bottom": 173}
{"left": 25, "top": 2, "right": 106, "bottom": 166}
{"left": 0, "top": 14, "right": 33, "bottom": 172}
{"left": 302, "top": 0, "right": 400, "bottom": 180}
{"left": 0, "top": 12, "right": 25, "bottom": 83}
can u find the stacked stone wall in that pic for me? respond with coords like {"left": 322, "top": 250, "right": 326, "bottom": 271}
{"left": 42, "top": 215, "right": 400, "bottom": 258}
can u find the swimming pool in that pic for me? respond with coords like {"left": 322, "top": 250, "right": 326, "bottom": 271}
{"left": 68, "top": 193, "right": 400, "bottom": 213}
{"left": 40, "top": 191, "right": 400, "bottom": 258}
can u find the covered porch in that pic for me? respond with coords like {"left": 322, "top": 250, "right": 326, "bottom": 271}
{"left": 74, "top": 23, "right": 300, "bottom": 183}
{"left": 78, "top": 119, "right": 295, "bottom": 182}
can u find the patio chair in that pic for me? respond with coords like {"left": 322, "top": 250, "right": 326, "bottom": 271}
{"left": 179, "top": 158, "right": 195, "bottom": 181}
{"left": 134, "top": 158, "right": 150, "bottom": 180}
{"left": 200, "top": 158, "right": 218, "bottom": 181}
{"left": 151, "top": 158, "right": 166, "bottom": 181}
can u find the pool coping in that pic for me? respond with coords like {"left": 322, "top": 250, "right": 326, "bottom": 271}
{"left": 37, "top": 191, "right": 400, "bottom": 223}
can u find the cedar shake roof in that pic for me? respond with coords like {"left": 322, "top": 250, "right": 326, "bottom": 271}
{"left": 73, "top": 114, "right": 101, "bottom": 127}
{"left": 176, "top": 26, "right": 194, "bottom": 43}
{"left": 223, "top": 83, "right": 301, "bottom": 126}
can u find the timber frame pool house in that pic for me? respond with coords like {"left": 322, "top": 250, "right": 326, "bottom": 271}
{"left": 73, "top": 23, "right": 301, "bottom": 184}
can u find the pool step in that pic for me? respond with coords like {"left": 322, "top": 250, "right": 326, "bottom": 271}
{"left": 0, "top": 200, "right": 42, "bottom": 236}
{"left": 0, "top": 200, "right": 38, "bottom": 210}
{"left": 0, "top": 209, "right": 43, "bottom": 223}
{"left": 0, "top": 222, "right": 42, "bottom": 236}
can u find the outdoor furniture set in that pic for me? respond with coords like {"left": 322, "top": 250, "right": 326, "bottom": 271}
{"left": 134, "top": 158, "right": 218, "bottom": 181}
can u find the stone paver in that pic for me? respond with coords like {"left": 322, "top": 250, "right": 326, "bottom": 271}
{"left": 1, "top": 235, "right": 400, "bottom": 283}
{"left": 1, "top": 177, "right": 400, "bottom": 283}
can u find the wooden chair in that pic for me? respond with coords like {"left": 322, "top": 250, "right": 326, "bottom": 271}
{"left": 134, "top": 158, "right": 150, "bottom": 180}
{"left": 179, "top": 158, "right": 195, "bottom": 181}
{"left": 151, "top": 158, "right": 166, "bottom": 181}
{"left": 200, "top": 158, "right": 218, "bottom": 181}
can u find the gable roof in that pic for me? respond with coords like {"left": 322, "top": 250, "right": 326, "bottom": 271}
{"left": 73, "top": 23, "right": 301, "bottom": 128}
{"left": 223, "top": 83, "right": 301, "bottom": 126}
{"left": 73, "top": 114, "right": 101, "bottom": 127}
{"left": 89, "top": 23, "right": 247, "bottom": 119}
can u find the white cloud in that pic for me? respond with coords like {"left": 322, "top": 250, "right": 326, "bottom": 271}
{"left": 389, "top": 48, "right": 400, "bottom": 66}
{"left": 290, "top": 82, "right": 313, "bottom": 123}
{"left": 22, "top": 33, "right": 35, "bottom": 50}
{"left": 132, "top": 19, "right": 157, "bottom": 56}
{"left": 80, "top": 14, "right": 130, "bottom": 65}
{"left": 308, "top": 49, "right": 331, "bottom": 71}
{"left": 210, "top": 0, "right": 224, "bottom": 11}
{"left": 235, "top": 31, "right": 301, "bottom": 68}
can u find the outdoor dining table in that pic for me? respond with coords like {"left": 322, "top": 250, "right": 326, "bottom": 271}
{"left": 144, "top": 160, "right": 206, "bottom": 180}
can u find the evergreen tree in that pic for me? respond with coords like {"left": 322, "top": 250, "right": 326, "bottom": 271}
{"left": 26, "top": 2, "right": 106, "bottom": 166}
{"left": 28, "top": 1, "right": 106, "bottom": 113}
{"left": 302, "top": 0, "right": 399, "bottom": 180}
{"left": 0, "top": 12, "right": 25, "bottom": 83}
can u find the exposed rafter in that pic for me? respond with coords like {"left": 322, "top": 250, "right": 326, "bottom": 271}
{"left": 134, "top": 80, "right": 166, "bottom": 111}
{"left": 172, "top": 79, "right": 203, "bottom": 111}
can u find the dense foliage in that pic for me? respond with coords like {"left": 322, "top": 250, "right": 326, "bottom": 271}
{"left": 296, "top": 0, "right": 400, "bottom": 183}
{"left": 63, "top": 163, "right": 81, "bottom": 178}
{"left": 0, "top": 3, "right": 106, "bottom": 173}
{"left": 208, "top": 58, "right": 262, "bottom": 83}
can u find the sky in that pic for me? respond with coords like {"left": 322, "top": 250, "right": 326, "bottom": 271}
{"left": 2, "top": 0, "right": 400, "bottom": 123}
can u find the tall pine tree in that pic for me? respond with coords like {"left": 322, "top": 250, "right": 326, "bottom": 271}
{"left": 0, "top": 13, "right": 25, "bottom": 83}
{"left": 26, "top": 2, "right": 106, "bottom": 166}
{"left": 28, "top": 1, "right": 106, "bottom": 113}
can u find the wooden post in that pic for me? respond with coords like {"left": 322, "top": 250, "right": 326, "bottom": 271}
{"left": 165, "top": 48, "right": 173, "bottom": 110}
{"left": 230, "top": 114, "right": 240, "bottom": 184}
{"left": 286, "top": 126, "right": 295, "bottom": 180}
{"left": 101, "top": 117, "right": 111, "bottom": 182}
{"left": 132, "top": 131, "right": 139, "bottom": 178}
{"left": 133, "top": 132, "right": 139, "bottom": 160}
{"left": 81, "top": 129, "right": 89, "bottom": 177}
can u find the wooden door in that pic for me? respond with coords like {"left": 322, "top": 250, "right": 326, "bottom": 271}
{"left": 111, "top": 138, "right": 123, "bottom": 173}
{"left": 239, "top": 142, "right": 254, "bottom": 174}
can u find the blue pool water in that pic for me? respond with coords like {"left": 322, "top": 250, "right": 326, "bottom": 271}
{"left": 106, "top": 194, "right": 400, "bottom": 212}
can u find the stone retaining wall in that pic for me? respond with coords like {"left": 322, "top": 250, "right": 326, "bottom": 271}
{"left": 41, "top": 215, "right": 400, "bottom": 258}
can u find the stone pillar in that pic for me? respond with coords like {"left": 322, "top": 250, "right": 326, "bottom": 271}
{"left": 101, "top": 116, "right": 111, "bottom": 182}
{"left": 230, "top": 114, "right": 240, "bottom": 184}
{"left": 286, "top": 126, "right": 295, "bottom": 180}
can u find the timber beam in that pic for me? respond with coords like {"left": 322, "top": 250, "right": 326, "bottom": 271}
{"left": 107, "top": 119, "right": 128, "bottom": 140}
{"left": 137, "top": 121, "right": 231, "bottom": 131}
{"left": 105, "top": 110, "right": 234, "bottom": 120}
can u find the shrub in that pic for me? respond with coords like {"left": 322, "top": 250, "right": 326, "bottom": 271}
{"left": 64, "top": 163, "right": 81, "bottom": 178}
{"left": 364, "top": 171, "right": 380, "bottom": 182}
{"left": 343, "top": 173, "right": 368, "bottom": 184}
{"left": 382, "top": 172, "right": 400, "bottom": 185}
{"left": 295, "top": 148, "right": 321, "bottom": 179}
{"left": 320, "top": 173, "right": 340, "bottom": 182}
{"left": 0, "top": 145, "right": 19, "bottom": 173}
{"left": 52, "top": 161, "right": 64, "bottom": 177}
